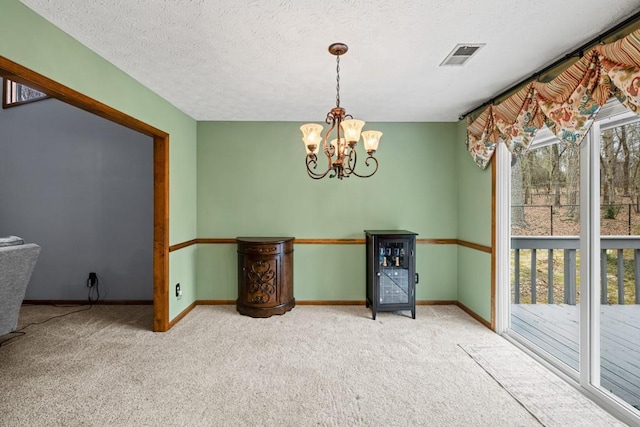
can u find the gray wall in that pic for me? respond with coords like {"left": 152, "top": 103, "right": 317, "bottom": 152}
{"left": 0, "top": 83, "right": 153, "bottom": 300}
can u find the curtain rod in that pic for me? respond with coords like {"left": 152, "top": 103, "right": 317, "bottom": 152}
{"left": 459, "top": 9, "right": 640, "bottom": 121}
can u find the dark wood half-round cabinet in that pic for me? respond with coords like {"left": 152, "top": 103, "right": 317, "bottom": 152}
{"left": 236, "top": 237, "right": 295, "bottom": 318}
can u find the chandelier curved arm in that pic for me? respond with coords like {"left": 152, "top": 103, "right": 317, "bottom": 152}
{"left": 324, "top": 111, "right": 338, "bottom": 133}
{"left": 347, "top": 151, "right": 379, "bottom": 178}
{"left": 305, "top": 155, "right": 333, "bottom": 180}
{"left": 343, "top": 148, "right": 357, "bottom": 175}
{"left": 331, "top": 112, "right": 352, "bottom": 122}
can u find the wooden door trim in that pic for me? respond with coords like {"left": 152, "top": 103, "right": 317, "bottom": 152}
{"left": 0, "top": 56, "right": 170, "bottom": 332}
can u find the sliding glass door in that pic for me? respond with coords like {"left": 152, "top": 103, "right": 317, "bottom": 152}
{"left": 502, "top": 102, "right": 640, "bottom": 422}
{"left": 596, "top": 114, "right": 640, "bottom": 411}
{"left": 509, "top": 137, "right": 581, "bottom": 375}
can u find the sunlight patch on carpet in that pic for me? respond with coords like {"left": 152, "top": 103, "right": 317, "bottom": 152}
{"left": 459, "top": 344, "right": 625, "bottom": 427}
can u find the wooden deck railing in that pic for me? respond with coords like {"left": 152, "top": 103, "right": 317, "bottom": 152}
{"left": 512, "top": 236, "right": 640, "bottom": 305}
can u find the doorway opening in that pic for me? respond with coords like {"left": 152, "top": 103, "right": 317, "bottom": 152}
{"left": 0, "top": 56, "right": 169, "bottom": 332}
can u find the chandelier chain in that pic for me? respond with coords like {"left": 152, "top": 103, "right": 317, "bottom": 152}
{"left": 336, "top": 55, "right": 341, "bottom": 108}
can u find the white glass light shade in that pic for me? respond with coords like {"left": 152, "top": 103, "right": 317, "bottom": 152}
{"left": 300, "top": 123, "right": 324, "bottom": 155}
{"left": 340, "top": 119, "right": 365, "bottom": 144}
{"left": 330, "top": 138, "right": 346, "bottom": 157}
{"left": 361, "top": 130, "right": 382, "bottom": 153}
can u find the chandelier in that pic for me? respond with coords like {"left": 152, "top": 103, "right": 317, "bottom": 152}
{"left": 300, "top": 43, "right": 382, "bottom": 180}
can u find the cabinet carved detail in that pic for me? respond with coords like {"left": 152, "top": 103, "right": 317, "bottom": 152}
{"left": 246, "top": 260, "right": 276, "bottom": 304}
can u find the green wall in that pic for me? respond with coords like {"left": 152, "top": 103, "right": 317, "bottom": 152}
{"left": 0, "top": 0, "right": 198, "bottom": 320}
{"left": 458, "top": 247, "right": 492, "bottom": 321}
{"left": 455, "top": 120, "right": 493, "bottom": 322}
{"left": 197, "top": 122, "right": 459, "bottom": 301}
{"left": 2, "top": 0, "right": 496, "bottom": 323}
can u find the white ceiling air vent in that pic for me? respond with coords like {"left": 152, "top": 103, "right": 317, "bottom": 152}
{"left": 440, "top": 44, "right": 485, "bottom": 66}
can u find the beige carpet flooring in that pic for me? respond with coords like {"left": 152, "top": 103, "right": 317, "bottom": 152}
{"left": 0, "top": 304, "right": 625, "bottom": 426}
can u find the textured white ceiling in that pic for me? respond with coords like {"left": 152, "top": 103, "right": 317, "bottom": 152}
{"left": 18, "top": 0, "right": 640, "bottom": 122}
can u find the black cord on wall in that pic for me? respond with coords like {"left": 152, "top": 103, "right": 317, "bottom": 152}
{"left": 87, "top": 272, "right": 100, "bottom": 304}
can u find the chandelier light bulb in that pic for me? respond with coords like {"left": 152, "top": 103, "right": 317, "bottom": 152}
{"left": 300, "top": 123, "right": 324, "bottom": 155}
{"left": 330, "top": 138, "right": 346, "bottom": 157}
{"left": 362, "top": 130, "right": 383, "bottom": 154}
{"left": 341, "top": 119, "right": 365, "bottom": 145}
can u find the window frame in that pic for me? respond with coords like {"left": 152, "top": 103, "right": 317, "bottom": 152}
{"left": 2, "top": 78, "right": 49, "bottom": 109}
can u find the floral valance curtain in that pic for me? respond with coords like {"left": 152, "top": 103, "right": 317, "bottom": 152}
{"left": 467, "top": 28, "right": 640, "bottom": 169}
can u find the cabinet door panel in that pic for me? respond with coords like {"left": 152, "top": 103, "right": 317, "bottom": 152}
{"left": 378, "top": 239, "right": 410, "bottom": 305}
{"left": 244, "top": 257, "right": 279, "bottom": 305}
